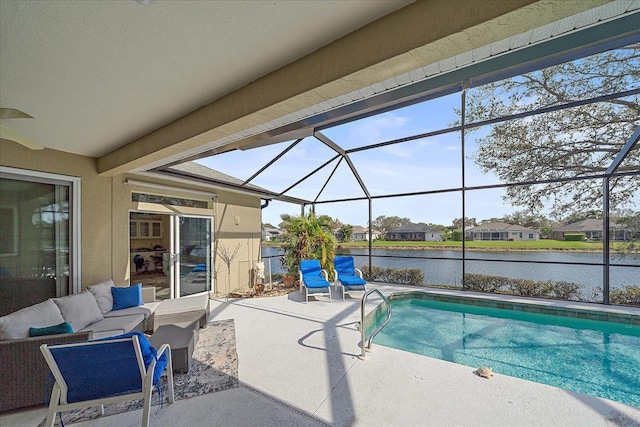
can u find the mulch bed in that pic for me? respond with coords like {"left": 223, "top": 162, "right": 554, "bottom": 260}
{"left": 227, "top": 284, "right": 298, "bottom": 299}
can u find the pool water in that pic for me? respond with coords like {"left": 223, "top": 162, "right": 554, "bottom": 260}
{"left": 371, "top": 298, "right": 640, "bottom": 407}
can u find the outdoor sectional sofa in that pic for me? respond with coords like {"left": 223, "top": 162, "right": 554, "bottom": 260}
{"left": 0, "top": 280, "right": 160, "bottom": 413}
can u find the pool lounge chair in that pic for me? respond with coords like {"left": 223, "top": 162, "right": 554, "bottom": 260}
{"left": 299, "top": 259, "right": 332, "bottom": 303}
{"left": 333, "top": 256, "right": 367, "bottom": 300}
{"left": 186, "top": 263, "right": 207, "bottom": 283}
{"left": 39, "top": 332, "right": 174, "bottom": 427}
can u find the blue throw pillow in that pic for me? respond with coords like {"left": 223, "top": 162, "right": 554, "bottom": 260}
{"left": 29, "top": 321, "right": 74, "bottom": 337}
{"left": 111, "top": 283, "right": 144, "bottom": 310}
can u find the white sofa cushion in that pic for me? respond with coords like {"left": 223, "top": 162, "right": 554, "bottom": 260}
{"left": 103, "top": 302, "right": 160, "bottom": 320}
{"left": 0, "top": 299, "right": 65, "bottom": 340}
{"left": 88, "top": 279, "right": 115, "bottom": 315}
{"left": 53, "top": 291, "right": 103, "bottom": 331}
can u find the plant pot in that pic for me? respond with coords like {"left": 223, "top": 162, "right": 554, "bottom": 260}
{"left": 255, "top": 283, "right": 265, "bottom": 296}
{"left": 282, "top": 275, "right": 295, "bottom": 287}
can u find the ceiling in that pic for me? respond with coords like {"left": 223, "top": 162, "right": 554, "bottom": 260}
{"left": 0, "top": 0, "right": 410, "bottom": 157}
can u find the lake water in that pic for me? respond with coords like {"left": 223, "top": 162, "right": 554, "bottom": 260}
{"left": 260, "top": 246, "right": 640, "bottom": 295}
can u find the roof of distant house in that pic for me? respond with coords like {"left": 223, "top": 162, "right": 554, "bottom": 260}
{"left": 554, "top": 218, "right": 620, "bottom": 232}
{"left": 468, "top": 222, "right": 538, "bottom": 232}
{"left": 388, "top": 223, "right": 442, "bottom": 233}
{"left": 352, "top": 225, "right": 380, "bottom": 234}
{"left": 263, "top": 227, "right": 282, "bottom": 235}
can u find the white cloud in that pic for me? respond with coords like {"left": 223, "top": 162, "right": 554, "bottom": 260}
{"left": 345, "top": 113, "right": 410, "bottom": 145}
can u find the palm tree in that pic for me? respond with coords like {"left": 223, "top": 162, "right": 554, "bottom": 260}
{"left": 280, "top": 212, "right": 337, "bottom": 277}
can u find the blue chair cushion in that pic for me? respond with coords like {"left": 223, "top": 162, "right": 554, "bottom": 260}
{"left": 339, "top": 275, "right": 366, "bottom": 286}
{"left": 300, "top": 260, "right": 323, "bottom": 278}
{"left": 304, "top": 278, "right": 330, "bottom": 288}
{"left": 335, "top": 256, "right": 357, "bottom": 275}
{"left": 50, "top": 332, "right": 167, "bottom": 403}
{"left": 98, "top": 331, "right": 168, "bottom": 386}
{"left": 191, "top": 263, "right": 206, "bottom": 272}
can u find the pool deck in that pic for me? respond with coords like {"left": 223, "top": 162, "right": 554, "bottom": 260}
{"left": 3, "top": 283, "right": 640, "bottom": 426}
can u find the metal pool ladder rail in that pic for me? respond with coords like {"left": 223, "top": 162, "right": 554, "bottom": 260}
{"left": 360, "top": 289, "right": 392, "bottom": 359}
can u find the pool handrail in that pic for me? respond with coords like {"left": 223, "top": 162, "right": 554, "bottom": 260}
{"left": 360, "top": 288, "right": 392, "bottom": 359}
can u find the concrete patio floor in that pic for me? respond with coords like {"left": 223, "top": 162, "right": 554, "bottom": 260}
{"left": 3, "top": 283, "right": 639, "bottom": 426}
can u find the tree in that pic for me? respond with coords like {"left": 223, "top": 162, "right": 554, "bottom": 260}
{"left": 451, "top": 230, "right": 463, "bottom": 241}
{"left": 451, "top": 217, "right": 477, "bottom": 230}
{"left": 616, "top": 212, "right": 640, "bottom": 256}
{"left": 279, "top": 212, "right": 337, "bottom": 276}
{"left": 462, "top": 44, "right": 639, "bottom": 218}
{"left": 563, "top": 210, "right": 603, "bottom": 224}
{"left": 216, "top": 243, "right": 241, "bottom": 294}
{"left": 326, "top": 216, "right": 343, "bottom": 232}
{"left": 336, "top": 224, "right": 353, "bottom": 243}
{"left": 369, "top": 215, "right": 411, "bottom": 234}
{"left": 498, "top": 211, "right": 555, "bottom": 238}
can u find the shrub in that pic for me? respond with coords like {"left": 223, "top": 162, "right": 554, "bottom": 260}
{"left": 361, "top": 266, "right": 424, "bottom": 285}
{"left": 463, "top": 274, "right": 582, "bottom": 300}
{"left": 610, "top": 285, "right": 640, "bottom": 305}
{"left": 550, "top": 281, "right": 583, "bottom": 300}
{"left": 508, "top": 279, "right": 553, "bottom": 297}
{"left": 564, "top": 233, "right": 586, "bottom": 241}
{"left": 462, "top": 274, "right": 508, "bottom": 292}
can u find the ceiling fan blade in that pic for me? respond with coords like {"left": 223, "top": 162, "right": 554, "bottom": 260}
{"left": 0, "top": 108, "right": 33, "bottom": 119}
{"left": 0, "top": 124, "right": 44, "bottom": 150}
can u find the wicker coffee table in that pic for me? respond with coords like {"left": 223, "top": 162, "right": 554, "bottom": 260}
{"left": 149, "top": 320, "right": 199, "bottom": 373}
{"left": 153, "top": 295, "right": 209, "bottom": 330}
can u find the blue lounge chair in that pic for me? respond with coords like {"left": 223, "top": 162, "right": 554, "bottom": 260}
{"left": 299, "top": 259, "right": 332, "bottom": 303}
{"left": 39, "top": 332, "right": 174, "bottom": 427}
{"left": 333, "top": 256, "right": 367, "bottom": 300}
{"left": 186, "top": 263, "right": 207, "bottom": 283}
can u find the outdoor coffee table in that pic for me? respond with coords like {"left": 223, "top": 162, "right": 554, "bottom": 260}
{"left": 153, "top": 295, "right": 209, "bottom": 330}
{"left": 149, "top": 320, "right": 199, "bottom": 373}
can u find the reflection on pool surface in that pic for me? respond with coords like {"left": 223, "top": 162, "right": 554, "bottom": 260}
{"left": 371, "top": 295, "right": 640, "bottom": 407}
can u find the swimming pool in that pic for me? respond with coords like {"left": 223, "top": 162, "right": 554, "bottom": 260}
{"left": 366, "top": 292, "right": 640, "bottom": 407}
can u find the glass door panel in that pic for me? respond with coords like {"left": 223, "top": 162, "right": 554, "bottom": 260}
{"left": 176, "top": 216, "right": 212, "bottom": 297}
{"left": 0, "top": 177, "right": 72, "bottom": 315}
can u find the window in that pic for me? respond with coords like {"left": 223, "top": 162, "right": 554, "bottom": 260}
{"left": 132, "top": 192, "right": 208, "bottom": 208}
{"left": 0, "top": 206, "right": 18, "bottom": 256}
{"left": 130, "top": 219, "right": 163, "bottom": 239}
{"left": 0, "top": 167, "right": 80, "bottom": 314}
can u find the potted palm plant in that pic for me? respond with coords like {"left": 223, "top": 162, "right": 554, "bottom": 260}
{"left": 279, "top": 212, "right": 337, "bottom": 285}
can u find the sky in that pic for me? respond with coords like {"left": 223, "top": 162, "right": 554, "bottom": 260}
{"left": 196, "top": 70, "right": 639, "bottom": 230}
{"left": 196, "top": 91, "right": 528, "bottom": 229}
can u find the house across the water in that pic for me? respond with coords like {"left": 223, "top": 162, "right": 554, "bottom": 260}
{"left": 466, "top": 222, "right": 539, "bottom": 241}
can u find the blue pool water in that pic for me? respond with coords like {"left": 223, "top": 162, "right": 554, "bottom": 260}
{"left": 371, "top": 298, "right": 640, "bottom": 407}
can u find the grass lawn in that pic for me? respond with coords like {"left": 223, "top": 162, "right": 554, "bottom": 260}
{"left": 334, "top": 240, "right": 613, "bottom": 251}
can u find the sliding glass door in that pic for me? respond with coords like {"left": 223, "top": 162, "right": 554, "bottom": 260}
{"left": 174, "top": 215, "right": 213, "bottom": 297}
{"left": 130, "top": 212, "right": 213, "bottom": 299}
{"left": 0, "top": 168, "right": 79, "bottom": 315}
